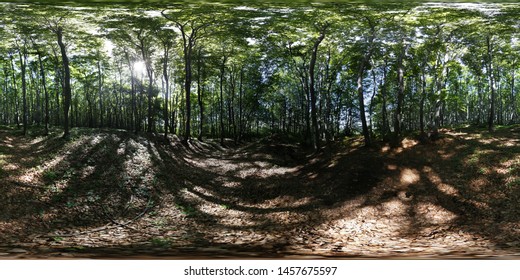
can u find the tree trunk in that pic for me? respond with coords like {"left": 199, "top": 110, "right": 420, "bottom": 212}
{"left": 228, "top": 70, "right": 237, "bottom": 145}
{"left": 163, "top": 47, "right": 170, "bottom": 140}
{"left": 357, "top": 63, "right": 371, "bottom": 147}
{"left": 238, "top": 69, "right": 244, "bottom": 142}
{"left": 219, "top": 54, "right": 227, "bottom": 146}
{"left": 183, "top": 38, "right": 192, "bottom": 143}
{"left": 304, "top": 77, "right": 311, "bottom": 146}
{"left": 9, "top": 56, "right": 20, "bottom": 129}
{"left": 511, "top": 65, "right": 517, "bottom": 123}
{"left": 124, "top": 50, "right": 138, "bottom": 133}
{"left": 357, "top": 20, "right": 377, "bottom": 147}
{"left": 197, "top": 48, "right": 204, "bottom": 141}
{"left": 393, "top": 46, "right": 405, "bottom": 146}
{"left": 139, "top": 45, "right": 154, "bottom": 134}
{"left": 17, "top": 43, "right": 28, "bottom": 136}
{"left": 368, "top": 67, "right": 378, "bottom": 137}
{"left": 56, "top": 27, "right": 71, "bottom": 139}
{"left": 51, "top": 47, "right": 61, "bottom": 126}
{"left": 97, "top": 59, "right": 104, "bottom": 128}
{"left": 38, "top": 52, "right": 50, "bottom": 135}
{"left": 419, "top": 69, "right": 426, "bottom": 135}
{"left": 486, "top": 35, "right": 496, "bottom": 132}
{"left": 2, "top": 68, "right": 9, "bottom": 124}
{"left": 477, "top": 75, "right": 482, "bottom": 125}
{"left": 85, "top": 79, "right": 93, "bottom": 128}
{"left": 309, "top": 29, "right": 326, "bottom": 151}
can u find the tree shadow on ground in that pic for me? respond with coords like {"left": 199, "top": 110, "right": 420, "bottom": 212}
{"left": 140, "top": 126, "right": 520, "bottom": 256}
{"left": 0, "top": 128, "right": 161, "bottom": 243}
{"left": 1, "top": 125, "right": 519, "bottom": 258}
{"left": 148, "top": 133, "right": 386, "bottom": 226}
{"left": 358, "top": 126, "right": 520, "bottom": 252}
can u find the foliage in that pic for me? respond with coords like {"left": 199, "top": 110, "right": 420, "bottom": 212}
{"left": 0, "top": 2, "right": 518, "bottom": 145}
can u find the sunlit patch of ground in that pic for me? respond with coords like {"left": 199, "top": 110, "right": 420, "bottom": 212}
{"left": 400, "top": 168, "right": 420, "bottom": 186}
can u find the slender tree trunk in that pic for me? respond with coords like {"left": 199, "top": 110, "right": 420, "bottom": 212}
{"left": 496, "top": 67, "right": 503, "bottom": 125}
{"left": 393, "top": 45, "right": 405, "bottom": 146}
{"left": 163, "top": 47, "right": 170, "bottom": 140}
{"left": 357, "top": 20, "right": 377, "bottom": 147}
{"left": 228, "top": 70, "right": 237, "bottom": 144}
{"left": 29, "top": 63, "right": 40, "bottom": 126}
{"left": 368, "top": 67, "right": 378, "bottom": 136}
{"left": 9, "top": 56, "right": 20, "bottom": 129}
{"left": 116, "top": 61, "right": 124, "bottom": 129}
{"left": 511, "top": 65, "right": 517, "bottom": 122}
{"left": 303, "top": 76, "right": 311, "bottom": 146}
{"left": 17, "top": 43, "right": 28, "bottom": 136}
{"left": 309, "top": 28, "right": 326, "bottom": 151}
{"left": 86, "top": 82, "right": 93, "bottom": 128}
{"left": 197, "top": 48, "right": 204, "bottom": 141}
{"left": 172, "top": 91, "right": 178, "bottom": 135}
{"left": 56, "top": 27, "right": 71, "bottom": 139}
{"left": 477, "top": 75, "right": 482, "bottom": 125}
{"left": 124, "top": 50, "right": 138, "bottom": 133}
{"left": 238, "top": 69, "right": 244, "bottom": 142}
{"left": 357, "top": 63, "right": 371, "bottom": 147}
{"left": 486, "top": 35, "right": 496, "bottom": 132}
{"left": 140, "top": 51, "right": 153, "bottom": 134}
{"left": 183, "top": 43, "right": 192, "bottom": 143}
{"left": 2, "top": 68, "right": 9, "bottom": 124}
{"left": 38, "top": 52, "right": 50, "bottom": 135}
{"left": 51, "top": 48, "right": 61, "bottom": 126}
{"left": 219, "top": 54, "right": 227, "bottom": 146}
{"left": 419, "top": 69, "right": 426, "bottom": 134}
{"left": 97, "top": 59, "right": 104, "bottom": 128}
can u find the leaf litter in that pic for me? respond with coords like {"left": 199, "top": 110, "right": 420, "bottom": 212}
{"left": 0, "top": 126, "right": 519, "bottom": 258}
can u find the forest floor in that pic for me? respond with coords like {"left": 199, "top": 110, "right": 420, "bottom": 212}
{"left": 0, "top": 125, "right": 519, "bottom": 259}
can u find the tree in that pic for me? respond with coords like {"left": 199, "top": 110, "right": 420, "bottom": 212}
{"left": 0, "top": 2, "right": 518, "bottom": 142}
{"left": 153, "top": 19, "right": 176, "bottom": 140}
{"left": 353, "top": 15, "right": 378, "bottom": 147}
{"left": 47, "top": 18, "right": 72, "bottom": 138}
{"left": 162, "top": 7, "right": 213, "bottom": 144}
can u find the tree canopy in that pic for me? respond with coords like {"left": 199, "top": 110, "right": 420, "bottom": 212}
{"left": 0, "top": 1, "right": 519, "bottom": 147}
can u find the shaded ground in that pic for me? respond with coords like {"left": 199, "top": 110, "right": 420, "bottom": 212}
{"left": 0, "top": 125, "right": 519, "bottom": 259}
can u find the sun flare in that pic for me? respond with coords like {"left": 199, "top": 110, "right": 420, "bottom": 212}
{"left": 133, "top": 61, "right": 146, "bottom": 76}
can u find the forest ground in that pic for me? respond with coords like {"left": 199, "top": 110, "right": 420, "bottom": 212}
{"left": 0, "top": 125, "right": 519, "bottom": 259}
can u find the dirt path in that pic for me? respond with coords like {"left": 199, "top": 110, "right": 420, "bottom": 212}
{"left": 0, "top": 127, "right": 519, "bottom": 259}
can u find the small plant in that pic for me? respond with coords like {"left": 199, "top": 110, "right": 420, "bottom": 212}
{"left": 62, "top": 168, "right": 76, "bottom": 179}
{"left": 175, "top": 203, "right": 196, "bottom": 216}
{"left": 506, "top": 178, "right": 520, "bottom": 190}
{"left": 87, "top": 190, "right": 100, "bottom": 202}
{"left": 152, "top": 217, "right": 168, "bottom": 227}
{"left": 45, "top": 184, "right": 60, "bottom": 193}
{"left": 52, "top": 236, "right": 64, "bottom": 242}
{"left": 220, "top": 204, "right": 231, "bottom": 210}
{"left": 467, "top": 154, "right": 479, "bottom": 165}
{"left": 66, "top": 200, "right": 76, "bottom": 208}
{"left": 65, "top": 246, "right": 85, "bottom": 251}
{"left": 150, "top": 237, "right": 171, "bottom": 247}
{"left": 43, "top": 170, "right": 59, "bottom": 182}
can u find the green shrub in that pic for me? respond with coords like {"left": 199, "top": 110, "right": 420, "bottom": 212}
{"left": 43, "top": 170, "right": 59, "bottom": 182}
